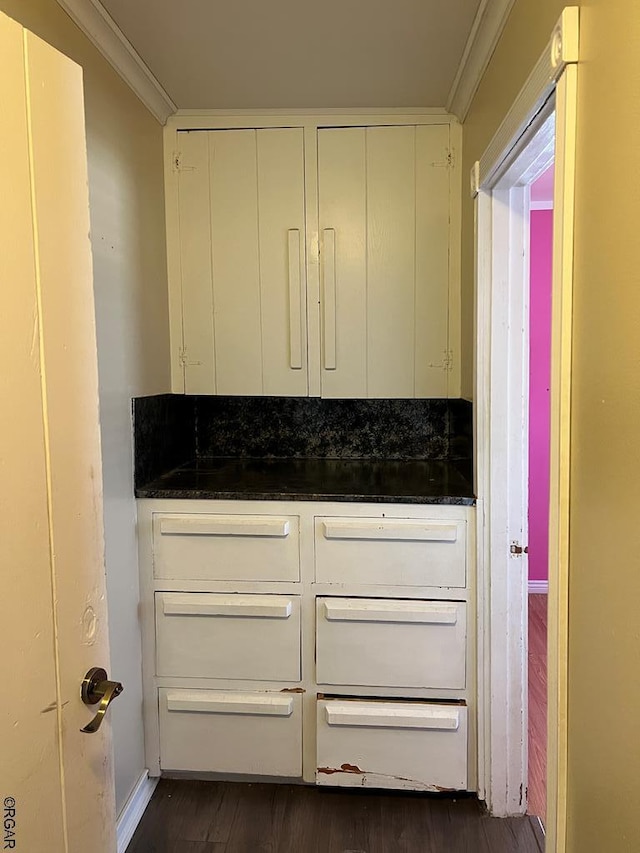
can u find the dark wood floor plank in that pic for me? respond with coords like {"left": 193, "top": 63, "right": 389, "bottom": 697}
{"left": 126, "top": 780, "right": 546, "bottom": 853}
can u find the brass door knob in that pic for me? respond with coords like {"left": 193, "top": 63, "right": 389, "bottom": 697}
{"left": 80, "top": 667, "right": 123, "bottom": 733}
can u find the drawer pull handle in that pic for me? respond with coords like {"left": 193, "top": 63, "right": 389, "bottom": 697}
{"left": 323, "top": 599, "right": 458, "bottom": 625}
{"left": 167, "top": 691, "right": 294, "bottom": 717}
{"left": 325, "top": 702, "right": 460, "bottom": 731}
{"left": 159, "top": 515, "right": 291, "bottom": 538}
{"left": 322, "top": 520, "right": 458, "bottom": 542}
{"left": 162, "top": 595, "right": 293, "bottom": 619}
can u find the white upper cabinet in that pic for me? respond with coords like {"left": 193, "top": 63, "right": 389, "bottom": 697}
{"left": 176, "top": 128, "right": 307, "bottom": 395}
{"left": 167, "top": 117, "right": 460, "bottom": 398}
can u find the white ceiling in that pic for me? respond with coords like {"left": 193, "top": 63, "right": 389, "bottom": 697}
{"left": 98, "top": 0, "right": 483, "bottom": 110}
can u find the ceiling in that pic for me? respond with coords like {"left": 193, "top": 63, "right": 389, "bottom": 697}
{"left": 98, "top": 0, "right": 483, "bottom": 110}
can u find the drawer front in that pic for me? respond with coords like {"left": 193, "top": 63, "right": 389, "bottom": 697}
{"left": 159, "top": 688, "right": 302, "bottom": 776}
{"left": 314, "top": 517, "right": 466, "bottom": 587}
{"left": 316, "top": 597, "right": 466, "bottom": 689}
{"left": 156, "top": 592, "right": 301, "bottom": 681}
{"left": 317, "top": 699, "right": 467, "bottom": 791}
{"left": 153, "top": 512, "right": 300, "bottom": 582}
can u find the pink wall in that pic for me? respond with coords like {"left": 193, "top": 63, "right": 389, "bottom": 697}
{"left": 528, "top": 208, "right": 553, "bottom": 582}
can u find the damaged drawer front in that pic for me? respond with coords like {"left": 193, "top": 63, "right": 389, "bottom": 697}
{"left": 159, "top": 688, "right": 302, "bottom": 776}
{"left": 316, "top": 597, "right": 466, "bottom": 689}
{"left": 314, "top": 517, "right": 466, "bottom": 587}
{"left": 156, "top": 592, "right": 301, "bottom": 681}
{"left": 316, "top": 698, "right": 467, "bottom": 791}
{"left": 152, "top": 512, "right": 300, "bottom": 582}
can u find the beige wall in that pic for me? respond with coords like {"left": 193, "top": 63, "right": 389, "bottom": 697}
{"left": 464, "top": 0, "right": 640, "bottom": 849}
{"left": 0, "top": 0, "right": 170, "bottom": 814}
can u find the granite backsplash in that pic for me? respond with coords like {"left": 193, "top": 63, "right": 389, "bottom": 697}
{"left": 133, "top": 395, "right": 472, "bottom": 489}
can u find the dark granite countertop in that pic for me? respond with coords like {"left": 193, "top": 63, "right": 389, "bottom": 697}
{"left": 135, "top": 457, "right": 475, "bottom": 505}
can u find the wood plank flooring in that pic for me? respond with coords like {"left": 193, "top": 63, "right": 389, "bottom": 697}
{"left": 127, "top": 779, "right": 545, "bottom": 853}
{"left": 528, "top": 593, "right": 548, "bottom": 822}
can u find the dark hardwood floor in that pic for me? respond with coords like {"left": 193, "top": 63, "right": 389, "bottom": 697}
{"left": 127, "top": 779, "right": 545, "bottom": 853}
{"left": 528, "top": 593, "right": 548, "bottom": 822}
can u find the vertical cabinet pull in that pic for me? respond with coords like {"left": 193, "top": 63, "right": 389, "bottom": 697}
{"left": 287, "top": 229, "right": 303, "bottom": 370}
{"left": 322, "top": 228, "right": 337, "bottom": 370}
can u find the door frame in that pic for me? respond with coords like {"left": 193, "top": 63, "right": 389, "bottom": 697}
{"left": 472, "top": 7, "right": 578, "bottom": 849}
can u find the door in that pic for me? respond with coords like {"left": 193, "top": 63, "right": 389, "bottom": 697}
{"left": 177, "top": 128, "right": 308, "bottom": 396}
{"left": 317, "top": 125, "right": 452, "bottom": 398}
{"left": 0, "top": 13, "right": 117, "bottom": 853}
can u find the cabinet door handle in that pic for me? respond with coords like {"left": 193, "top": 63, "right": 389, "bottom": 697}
{"left": 287, "top": 229, "right": 303, "bottom": 370}
{"left": 322, "top": 228, "right": 337, "bottom": 370}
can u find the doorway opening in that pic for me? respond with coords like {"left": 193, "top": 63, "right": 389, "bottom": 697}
{"left": 527, "top": 160, "right": 555, "bottom": 824}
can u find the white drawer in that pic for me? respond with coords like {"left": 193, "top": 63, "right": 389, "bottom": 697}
{"left": 152, "top": 512, "right": 300, "bottom": 582}
{"left": 156, "top": 592, "right": 301, "bottom": 681}
{"left": 316, "top": 698, "right": 467, "bottom": 791}
{"left": 159, "top": 688, "right": 302, "bottom": 776}
{"left": 314, "top": 517, "right": 466, "bottom": 587}
{"left": 316, "top": 597, "right": 466, "bottom": 689}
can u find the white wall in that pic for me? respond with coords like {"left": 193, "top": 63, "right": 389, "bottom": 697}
{"left": 0, "top": 0, "right": 171, "bottom": 814}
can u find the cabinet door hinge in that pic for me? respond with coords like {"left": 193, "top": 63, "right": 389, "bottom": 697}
{"left": 429, "top": 349, "right": 454, "bottom": 371}
{"left": 173, "top": 152, "right": 196, "bottom": 173}
{"left": 432, "top": 149, "right": 455, "bottom": 169}
{"left": 179, "top": 346, "right": 202, "bottom": 368}
{"left": 510, "top": 542, "right": 528, "bottom": 556}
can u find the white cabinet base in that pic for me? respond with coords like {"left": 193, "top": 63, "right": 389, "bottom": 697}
{"left": 138, "top": 499, "right": 476, "bottom": 791}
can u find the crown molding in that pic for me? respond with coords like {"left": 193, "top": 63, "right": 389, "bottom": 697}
{"left": 55, "top": 0, "right": 176, "bottom": 124}
{"left": 447, "top": 0, "right": 517, "bottom": 122}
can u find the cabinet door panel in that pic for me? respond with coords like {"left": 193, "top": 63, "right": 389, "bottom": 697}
{"left": 177, "top": 132, "right": 216, "bottom": 393}
{"left": 318, "top": 128, "right": 367, "bottom": 397}
{"left": 367, "top": 126, "right": 416, "bottom": 397}
{"left": 317, "top": 125, "right": 451, "bottom": 399}
{"left": 257, "top": 128, "right": 308, "bottom": 395}
{"left": 209, "top": 130, "right": 263, "bottom": 394}
{"left": 415, "top": 124, "right": 450, "bottom": 396}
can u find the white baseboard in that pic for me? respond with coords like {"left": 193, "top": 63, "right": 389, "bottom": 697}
{"left": 117, "top": 770, "right": 158, "bottom": 853}
{"left": 528, "top": 580, "right": 549, "bottom": 594}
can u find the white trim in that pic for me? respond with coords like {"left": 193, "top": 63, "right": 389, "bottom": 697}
{"left": 475, "top": 7, "right": 579, "bottom": 191}
{"left": 473, "top": 5, "right": 579, "bottom": 832}
{"left": 545, "top": 62, "right": 578, "bottom": 853}
{"left": 116, "top": 770, "right": 158, "bottom": 853}
{"left": 55, "top": 0, "right": 176, "bottom": 124}
{"left": 446, "top": 0, "right": 517, "bottom": 121}
{"left": 166, "top": 111, "right": 455, "bottom": 132}
{"left": 173, "top": 107, "right": 448, "bottom": 118}
{"left": 528, "top": 580, "right": 549, "bottom": 594}
{"left": 530, "top": 200, "right": 554, "bottom": 211}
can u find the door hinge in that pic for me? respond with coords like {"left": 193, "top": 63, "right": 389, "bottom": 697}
{"left": 429, "top": 350, "right": 454, "bottom": 371}
{"left": 510, "top": 542, "right": 528, "bottom": 556}
{"left": 432, "top": 149, "right": 454, "bottom": 169}
{"left": 179, "top": 346, "right": 202, "bottom": 368}
{"left": 173, "top": 152, "right": 196, "bottom": 173}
